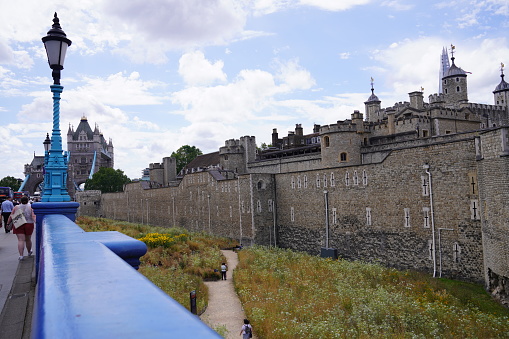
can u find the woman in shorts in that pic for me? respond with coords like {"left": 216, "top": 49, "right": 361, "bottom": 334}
{"left": 8, "top": 196, "right": 36, "bottom": 260}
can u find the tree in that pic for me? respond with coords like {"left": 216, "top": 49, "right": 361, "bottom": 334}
{"left": 171, "top": 145, "right": 203, "bottom": 173}
{"left": 0, "top": 176, "right": 21, "bottom": 191}
{"left": 85, "top": 168, "right": 131, "bottom": 193}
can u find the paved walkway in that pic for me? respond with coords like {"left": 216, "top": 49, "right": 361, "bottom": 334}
{"left": 0, "top": 228, "right": 35, "bottom": 339}
{"left": 201, "top": 250, "right": 256, "bottom": 339}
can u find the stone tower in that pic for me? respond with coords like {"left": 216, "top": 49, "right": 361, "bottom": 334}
{"left": 365, "top": 78, "right": 382, "bottom": 122}
{"left": 493, "top": 63, "right": 509, "bottom": 111}
{"left": 442, "top": 46, "right": 469, "bottom": 106}
{"left": 320, "top": 111, "right": 364, "bottom": 168}
{"left": 67, "top": 117, "right": 114, "bottom": 197}
{"left": 219, "top": 136, "right": 257, "bottom": 174}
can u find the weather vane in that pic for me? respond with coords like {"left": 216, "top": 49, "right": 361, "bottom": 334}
{"left": 450, "top": 44, "right": 455, "bottom": 57}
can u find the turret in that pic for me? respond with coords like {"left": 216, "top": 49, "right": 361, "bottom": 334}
{"left": 494, "top": 62, "right": 509, "bottom": 111}
{"left": 365, "top": 77, "right": 381, "bottom": 122}
{"left": 442, "top": 45, "right": 469, "bottom": 106}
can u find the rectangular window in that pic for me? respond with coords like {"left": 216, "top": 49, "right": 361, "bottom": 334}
{"left": 229, "top": 206, "right": 232, "bottom": 218}
{"left": 353, "top": 171, "right": 359, "bottom": 185}
{"left": 366, "top": 207, "right": 372, "bottom": 226}
{"left": 290, "top": 207, "right": 295, "bottom": 222}
{"left": 404, "top": 208, "right": 411, "bottom": 227}
{"left": 468, "top": 174, "right": 477, "bottom": 195}
{"left": 291, "top": 176, "right": 295, "bottom": 189}
{"left": 268, "top": 199, "right": 273, "bottom": 212}
{"left": 304, "top": 175, "right": 308, "bottom": 188}
{"left": 332, "top": 208, "right": 337, "bottom": 224}
{"left": 453, "top": 242, "right": 460, "bottom": 263}
{"left": 330, "top": 173, "right": 335, "bottom": 187}
{"left": 428, "top": 240, "right": 433, "bottom": 260}
{"left": 316, "top": 174, "right": 321, "bottom": 188}
{"left": 297, "top": 176, "right": 302, "bottom": 189}
{"left": 470, "top": 200, "right": 480, "bottom": 220}
{"left": 362, "top": 170, "right": 368, "bottom": 186}
{"left": 323, "top": 174, "right": 328, "bottom": 187}
{"left": 421, "top": 176, "right": 429, "bottom": 196}
{"left": 422, "top": 207, "right": 430, "bottom": 228}
{"left": 257, "top": 200, "right": 262, "bottom": 213}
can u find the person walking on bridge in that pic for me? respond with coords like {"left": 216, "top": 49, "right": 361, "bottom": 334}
{"left": 1, "top": 196, "right": 14, "bottom": 233}
{"left": 7, "top": 196, "right": 35, "bottom": 260}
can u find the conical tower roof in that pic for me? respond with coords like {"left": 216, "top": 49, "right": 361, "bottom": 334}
{"left": 443, "top": 45, "right": 467, "bottom": 78}
{"left": 73, "top": 116, "right": 94, "bottom": 140}
{"left": 494, "top": 63, "right": 509, "bottom": 93}
{"left": 365, "top": 77, "right": 380, "bottom": 103}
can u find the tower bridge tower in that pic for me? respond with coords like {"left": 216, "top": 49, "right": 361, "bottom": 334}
{"left": 66, "top": 116, "right": 114, "bottom": 197}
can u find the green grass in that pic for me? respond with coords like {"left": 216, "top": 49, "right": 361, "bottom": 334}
{"left": 234, "top": 246, "right": 509, "bottom": 339}
{"left": 76, "top": 216, "right": 238, "bottom": 314}
{"left": 77, "top": 217, "right": 509, "bottom": 338}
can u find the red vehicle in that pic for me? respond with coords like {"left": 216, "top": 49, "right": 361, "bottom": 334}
{"left": 13, "top": 191, "right": 30, "bottom": 200}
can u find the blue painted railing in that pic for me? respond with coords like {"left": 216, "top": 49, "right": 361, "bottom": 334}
{"left": 31, "top": 208, "right": 220, "bottom": 339}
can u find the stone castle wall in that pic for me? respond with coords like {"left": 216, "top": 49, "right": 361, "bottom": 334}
{"left": 79, "top": 131, "right": 494, "bottom": 284}
{"left": 477, "top": 128, "right": 509, "bottom": 305}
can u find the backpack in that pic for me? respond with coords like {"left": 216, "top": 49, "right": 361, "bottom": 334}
{"left": 245, "top": 325, "right": 252, "bottom": 338}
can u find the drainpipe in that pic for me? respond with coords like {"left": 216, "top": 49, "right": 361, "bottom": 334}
{"left": 172, "top": 196, "right": 175, "bottom": 227}
{"left": 424, "top": 164, "right": 437, "bottom": 277}
{"left": 207, "top": 194, "right": 211, "bottom": 234}
{"left": 272, "top": 199, "right": 276, "bottom": 247}
{"left": 238, "top": 177, "right": 242, "bottom": 245}
{"left": 324, "top": 190, "right": 329, "bottom": 248}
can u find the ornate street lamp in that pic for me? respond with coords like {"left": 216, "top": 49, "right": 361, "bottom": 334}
{"left": 43, "top": 133, "right": 51, "bottom": 153}
{"left": 41, "top": 13, "right": 72, "bottom": 202}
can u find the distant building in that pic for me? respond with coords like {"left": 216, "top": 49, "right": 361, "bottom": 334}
{"left": 23, "top": 116, "right": 114, "bottom": 199}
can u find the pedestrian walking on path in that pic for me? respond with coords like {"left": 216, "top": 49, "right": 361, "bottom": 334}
{"left": 221, "top": 262, "right": 228, "bottom": 280}
{"left": 240, "top": 319, "right": 253, "bottom": 339}
{"left": 1, "top": 197, "right": 14, "bottom": 234}
{"left": 7, "top": 197, "right": 35, "bottom": 260}
{"left": 201, "top": 250, "right": 256, "bottom": 339}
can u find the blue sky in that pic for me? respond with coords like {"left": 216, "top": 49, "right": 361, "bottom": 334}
{"left": 0, "top": 0, "right": 508, "bottom": 180}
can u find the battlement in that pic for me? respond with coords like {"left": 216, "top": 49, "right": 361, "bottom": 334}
{"left": 467, "top": 102, "right": 507, "bottom": 113}
{"left": 320, "top": 120, "right": 370, "bottom": 134}
{"left": 429, "top": 93, "right": 446, "bottom": 104}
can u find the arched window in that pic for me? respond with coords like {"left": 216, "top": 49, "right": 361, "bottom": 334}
{"left": 323, "top": 136, "right": 330, "bottom": 147}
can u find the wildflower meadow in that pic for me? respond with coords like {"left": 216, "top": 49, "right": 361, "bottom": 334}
{"left": 234, "top": 246, "right": 509, "bottom": 339}
{"left": 77, "top": 216, "right": 237, "bottom": 314}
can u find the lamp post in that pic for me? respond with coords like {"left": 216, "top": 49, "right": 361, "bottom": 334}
{"left": 41, "top": 12, "right": 72, "bottom": 202}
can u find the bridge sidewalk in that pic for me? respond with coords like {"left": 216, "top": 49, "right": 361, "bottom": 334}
{"left": 0, "top": 231, "right": 35, "bottom": 339}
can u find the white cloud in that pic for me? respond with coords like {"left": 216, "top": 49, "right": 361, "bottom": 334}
{"left": 339, "top": 52, "right": 350, "bottom": 60}
{"left": 178, "top": 51, "right": 227, "bottom": 86}
{"left": 381, "top": 0, "right": 414, "bottom": 11}
{"left": 275, "top": 58, "right": 316, "bottom": 92}
{"left": 299, "top": 0, "right": 371, "bottom": 11}
{"left": 101, "top": 0, "right": 248, "bottom": 62}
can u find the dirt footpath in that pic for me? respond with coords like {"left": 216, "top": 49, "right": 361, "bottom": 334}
{"left": 200, "top": 250, "right": 256, "bottom": 339}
